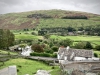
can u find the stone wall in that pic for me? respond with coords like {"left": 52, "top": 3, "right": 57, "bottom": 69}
{"left": 0, "top": 65, "right": 17, "bottom": 75}
{"left": 60, "top": 61, "right": 100, "bottom": 75}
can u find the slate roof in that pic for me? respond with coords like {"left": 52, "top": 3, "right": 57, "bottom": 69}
{"left": 58, "top": 47, "right": 93, "bottom": 60}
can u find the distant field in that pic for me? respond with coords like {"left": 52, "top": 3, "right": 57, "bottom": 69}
{"left": 14, "top": 32, "right": 100, "bottom": 45}
{"left": 0, "top": 58, "right": 60, "bottom": 75}
{"left": 50, "top": 35, "right": 100, "bottom": 41}
{"left": 15, "top": 34, "right": 43, "bottom": 40}
{"left": 50, "top": 35, "right": 100, "bottom": 45}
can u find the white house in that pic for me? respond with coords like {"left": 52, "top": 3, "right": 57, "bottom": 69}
{"left": 57, "top": 46, "right": 99, "bottom": 63}
{"left": 21, "top": 46, "right": 33, "bottom": 56}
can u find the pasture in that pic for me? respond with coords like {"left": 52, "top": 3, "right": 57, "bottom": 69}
{"left": 0, "top": 50, "right": 18, "bottom": 55}
{"left": 14, "top": 31, "right": 100, "bottom": 47}
{"left": 0, "top": 58, "right": 60, "bottom": 75}
{"left": 15, "top": 34, "right": 43, "bottom": 40}
{"left": 50, "top": 35, "right": 100, "bottom": 45}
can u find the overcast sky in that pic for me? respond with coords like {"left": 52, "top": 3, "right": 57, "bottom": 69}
{"left": 0, "top": 0, "right": 100, "bottom": 14}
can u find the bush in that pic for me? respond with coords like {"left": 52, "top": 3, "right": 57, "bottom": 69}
{"left": 85, "top": 41, "right": 93, "bottom": 49}
{"left": 95, "top": 45, "right": 100, "bottom": 51}
{"left": 45, "top": 50, "right": 54, "bottom": 54}
{"left": 94, "top": 53, "right": 98, "bottom": 57}
{"left": 30, "top": 52, "right": 51, "bottom": 57}
{"left": 31, "top": 44, "right": 44, "bottom": 53}
{"left": 30, "top": 52, "right": 40, "bottom": 56}
{"left": 51, "top": 46, "right": 58, "bottom": 52}
{"left": 51, "top": 53, "right": 57, "bottom": 58}
{"left": 41, "top": 53, "right": 51, "bottom": 57}
{"left": 31, "top": 31, "right": 38, "bottom": 35}
{"left": 59, "top": 38, "right": 73, "bottom": 47}
{"left": 30, "top": 52, "right": 56, "bottom": 58}
{"left": 74, "top": 41, "right": 86, "bottom": 49}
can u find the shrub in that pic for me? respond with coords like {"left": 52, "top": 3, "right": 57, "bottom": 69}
{"left": 30, "top": 52, "right": 51, "bottom": 57}
{"left": 41, "top": 53, "right": 51, "bottom": 57}
{"left": 45, "top": 50, "right": 54, "bottom": 54}
{"left": 59, "top": 38, "right": 73, "bottom": 47}
{"left": 94, "top": 53, "right": 98, "bottom": 57}
{"left": 19, "top": 44, "right": 27, "bottom": 48}
{"left": 30, "top": 52, "right": 43, "bottom": 56}
{"left": 30, "top": 52, "right": 56, "bottom": 58}
{"left": 74, "top": 41, "right": 86, "bottom": 49}
{"left": 31, "top": 31, "right": 38, "bottom": 35}
{"left": 51, "top": 66, "right": 55, "bottom": 69}
{"left": 95, "top": 45, "right": 100, "bottom": 51}
{"left": 31, "top": 44, "right": 44, "bottom": 53}
{"left": 85, "top": 41, "right": 93, "bottom": 49}
{"left": 51, "top": 46, "right": 58, "bottom": 52}
{"left": 51, "top": 53, "right": 57, "bottom": 58}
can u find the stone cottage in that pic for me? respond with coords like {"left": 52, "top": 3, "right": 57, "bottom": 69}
{"left": 57, "top": 46, "right": 99, "bottom": 63}
{"left": 57, "top": 46, "right": 100, "bottom": 75}
{"left": 58, "top": 46, "right": 93, "bottom": 61}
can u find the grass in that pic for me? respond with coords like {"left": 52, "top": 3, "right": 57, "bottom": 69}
{"left": 1, "top": 9, "right": 100, "bottom": 30}
{"left": 50, "top": 35, "right": 100, "bottom": 41}
{"left": 15, "top": 34, "right": 43, "bottom": 40}
{"left": 0, "top": 58, "right": 61, "bottom": 75}
{"left": 37, "top": 19, "right": 100, "bottom": 29}
{"left": 0, "top": 50, "right": 18, "bottom": 55}
{"left": 50, "top": 35, "right": 100, "bottom": 45}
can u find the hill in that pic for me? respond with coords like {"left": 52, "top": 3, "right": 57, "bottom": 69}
{"left": 0, "top": 9, "right": 100, "bottom": 30}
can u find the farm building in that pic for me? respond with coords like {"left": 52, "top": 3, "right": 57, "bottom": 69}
{"left": 57, "top": 46, "right": 100, "bottom": 75}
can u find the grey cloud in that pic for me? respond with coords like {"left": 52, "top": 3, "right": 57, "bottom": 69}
{"left": 0, "top": 0, "right": 100, "bottom": 14}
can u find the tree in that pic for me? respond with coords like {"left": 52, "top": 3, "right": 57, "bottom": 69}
{"left": 84, "top": 41, "right": 93, "bottom": 49}
{"left": 74, "top": 41, "right": 86, "bottom": 49}
{"left": 0, "top": 29, "right": 15, "bottom": 49}
{"left": 59, "top": 39, "right": 73, "bottom": 47}
{"left": 31, "top": 44, "right": 44, "bottom": 53}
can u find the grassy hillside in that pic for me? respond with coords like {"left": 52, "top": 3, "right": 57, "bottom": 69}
{"left": 0, "top": 58, "right": 60, "bottom": 75}
{"left": 0, "top": 9, "right": 100, "bottom": 30}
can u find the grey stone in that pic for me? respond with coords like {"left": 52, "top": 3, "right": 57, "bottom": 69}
{"left": 35, "top": 70, "right": 51, "bottom": 75}
{"left": 0, "top": 65, "right": 17, "bottom": 75}
{"left": 86, "top": 73, "right": 96, "bottom": 75}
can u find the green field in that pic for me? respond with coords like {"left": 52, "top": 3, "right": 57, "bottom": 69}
{"left": 14, "top": 33, "right": 100, "bottom": 47}
{"left": 37, "top": 19, "right": 100, "bottom": 29}
{"left": 15, "top": 34, "right": 43, "bottom": 40}
{"left": 0, "top": 58, "right": 60, "bottom": 75}
{"left": 50, "top": 35, "right": 100, "bottom": 45}
{"left": 0, "top": 50, "right": 18, "bottom": 55}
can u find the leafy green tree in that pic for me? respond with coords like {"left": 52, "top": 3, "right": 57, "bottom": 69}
{"left": 59, "top": 39, "right": 73, "bottom": 47}
{"left": 85, "top": 41, "right": 93, "bottom": 49}
{"left": 0, "top": 29, "right": 15, "bottom": 49}
{"left": 74, "top": 41, "right": 86, "bottom": 49}
{"left": 74, "top": 41, "right": 93, "bottom": 49}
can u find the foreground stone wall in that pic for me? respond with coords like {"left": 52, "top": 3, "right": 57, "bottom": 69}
{"left": 60, "top": 61, "right": 100, "bottom": 75}
{"left": 0, "top": 65, "right": 17, "bottom": 75}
